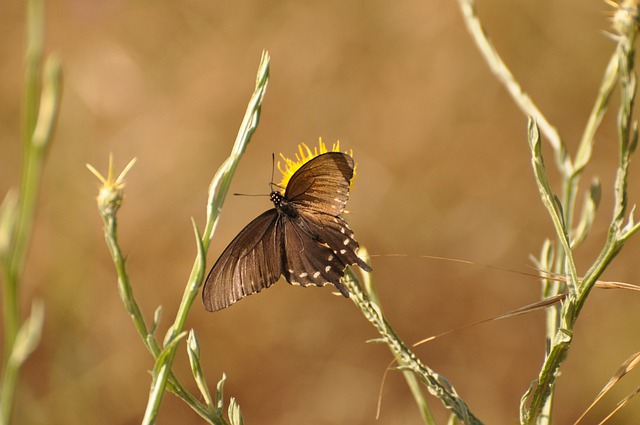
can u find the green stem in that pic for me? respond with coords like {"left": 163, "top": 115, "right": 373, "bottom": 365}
{"left": 0, "top": 0, "right": 61, "bottom": 423}
{"left": 456, "top": 0, "right": 569, "bottom": 173}
{"left": 346, "top": 269, "right": 482, "bottom": 425}
{"left": 523, "top": 6, "right": 639, "bottom": 423}
{"left": 358, "top": 257, "right": 436, "bottom": 425}
{"left": 3, "top": 0, "right": 44, "bottom": 364}
{"left": 93, "top": 161, "right": 220, "bottom": 424}
{"left": 141, "top": 51, "right": 270, "bottom": 425}
{"left": 0, "top": 353, "right": 18, "bottom": 425}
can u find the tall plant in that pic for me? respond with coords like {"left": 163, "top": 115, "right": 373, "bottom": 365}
{"left": 0, "top": 0, "right": 62, "bottom": 424}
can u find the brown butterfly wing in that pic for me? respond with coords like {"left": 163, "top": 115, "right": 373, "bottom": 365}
{"left": 202, "top": 209, "right": 282, "bottom": 312}
{"left": 203, "top": 151, "right": 370, "bottom": 311}
{"left": 279, "top": 152, "right": 371, "bottom": 296}
{"left": 280, "top": 214, "right": 351, "bottom": 297}
{"left": 294, "top": 210, "right": 372, "bottom": 274}
{"left": 284, "top": 152, "right": 354, "bottom": 216}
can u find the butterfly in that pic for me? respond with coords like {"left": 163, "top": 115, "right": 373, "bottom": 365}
{"left": 202, "top": 151, "right": 372, "bottom": 312}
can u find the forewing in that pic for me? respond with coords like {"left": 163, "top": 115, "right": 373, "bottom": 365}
{"left": 285, "top": 152, "right": 354, "bottom": 216}
{"left": 281, "top": 217, "right": 351, "bottom": 297}
{"left": 202, "top": 209, "right": 282, "bottom": 312}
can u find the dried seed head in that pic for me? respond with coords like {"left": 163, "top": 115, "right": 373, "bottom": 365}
{"left": 87, "top": 155, "right": 137, "bottom": 218}
{"left": 608, "top": 0, "right": 640, "bottom": 36}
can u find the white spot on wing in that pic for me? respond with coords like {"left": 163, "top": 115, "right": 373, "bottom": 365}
{"left": 313, "top": 271, "right": 321, "bottom": 279}
{"left": 299, "top": 272, "right": 308, "bottom": 278}
{"left": 343, "top": 238, "right": 350, "bottom": 245}
{"left": 325, "top": 265, "right": 331, "bottom": 272}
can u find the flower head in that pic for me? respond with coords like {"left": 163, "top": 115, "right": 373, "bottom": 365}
{"left": 606, "top": 0, "right": 640, "bottom": 37}
{"left": 86, "top": 155, "right": 137, "bottom": 218}
{"left": 277, "top": 138, "right": 356, "bottom": 189}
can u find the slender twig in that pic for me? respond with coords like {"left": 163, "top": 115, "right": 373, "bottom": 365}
{"left": 90, "top": 51, "right": 269, "bottom": 425}
{"left": 345, "top": 267, "right": 483, "bottom": 425}
{"left": 0, "top": 0, "right": 61, "bottom": 422}
{"left": 142, "top": 51, "right": 270, "bottom": 425}
{"left": 457, "top": 1, "right": 640, "bottom": 423}
{"left": 89, "top": 156, "right": 220, "bottom": 422}
{"left": 358, "top": 250, "right": 436, "bottom": 425}
{"left": 457, "top": 0, "right": 568, "bottom": 172}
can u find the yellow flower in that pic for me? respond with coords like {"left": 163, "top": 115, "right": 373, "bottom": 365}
{"left": 277, "top": 138, "right": 356, "bottom": 189}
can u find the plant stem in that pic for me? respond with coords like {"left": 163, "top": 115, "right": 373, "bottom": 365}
{"left": 90, "top": 158, "right": 223, "bottom": 424}
{"left": 345, "top": 269, "right": 482, "bottom": 425}
{"left": 141, "top": 51, "right": 270, "bottom": 425}
{"left": 522, "top": 4, "right": 639, "bottom": 422}
{"left": 0, "top": 0, "right": 61, "bottom": 422}
{"left": 458, "top": 1, "right": 640, "bottom": 423}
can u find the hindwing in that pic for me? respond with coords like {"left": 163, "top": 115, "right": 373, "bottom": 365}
{"left": 281, "top": 215, "right": 350, "bottom": 297}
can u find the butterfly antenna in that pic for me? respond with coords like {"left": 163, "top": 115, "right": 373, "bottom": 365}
{"left": 269, "top": 153, "right": 276, "bottom": 191}
{"left": 232, "top": 192, "right": 269, "bottom": 197}
{"left": 271, "top": 153, "right": 275, "bottom": 182}
{"left": 233, "top": 155, "right": 278, "bottom": 197}
{"left": 269, "top": 153, "right": 285, "bottom": 192}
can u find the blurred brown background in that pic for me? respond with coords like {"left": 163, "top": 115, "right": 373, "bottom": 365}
{"left": 1, "top": 0, "right": 640, "bottom": 424}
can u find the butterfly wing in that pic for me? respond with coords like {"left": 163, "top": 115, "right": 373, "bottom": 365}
{"left": 281, "top": 215, "right": 351, "bottom": 297}
{"left": 204, "top": 151, "right": 369, "bottom": 311}
{"left": 279, "top": 153, "right": 371, "bottom": 296}
{"left": 202, "top": 209, "right": 282, "bottom": 312}
{"left": 295, "top": 210, "right": 373, "bottom": 273}
{"left": 285, "top": 152, "right": 354, "bottom": 216}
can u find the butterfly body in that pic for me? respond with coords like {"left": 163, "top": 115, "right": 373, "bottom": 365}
{"left": 203, "top": 152, "right": 371, "bottom": 312}
{"left": 271, "top": 191, "right": 299, "bottom": 220}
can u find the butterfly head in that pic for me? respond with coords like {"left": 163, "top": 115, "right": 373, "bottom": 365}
{"left": 270, "top": 191, "right": 284, "bottom": 207}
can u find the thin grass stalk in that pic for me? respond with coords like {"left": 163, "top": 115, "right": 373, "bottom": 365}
{"left": 3, "top": 0, "right": 43, "bottom": 365}
{"left": 456, "top": 0, "right": 568, "bottom": 172}
{"left": 358, "top": 251, "right": 436, "bottom": 425}
{"left": 522, "top": 3, "right": 640, "bottom": 423}
{"left": 345, "top": 268, "right": 483, "bottom": 425}
{"left": 532, "top": 40, "right": 620, "bottom": 425}
{"left": 90, "top": 158, "right": 221, "bottom": 424}
{"left": 0, "top": 0, "right": 61, "bottom": 422}
{"left": 456, "top": 1, "right": 640, "bottom": 423}
{"left": 141, "top": 51, "right": 270, "bottom": 425}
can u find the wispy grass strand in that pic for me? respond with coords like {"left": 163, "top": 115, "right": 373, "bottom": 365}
{"left": 144, "top": 50, "right": 269, "bottom": 425}
{"left": 89, "top": 51, "right": 270, "bottom": 425}
{"left": 345, "top": 263, "right": 483, "bottom": 425}
{"left": 457, "top": 1, "right": 640, "bottom": 423}
{"left": 0, "top": 0, "right": 61, "bottom": 423}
